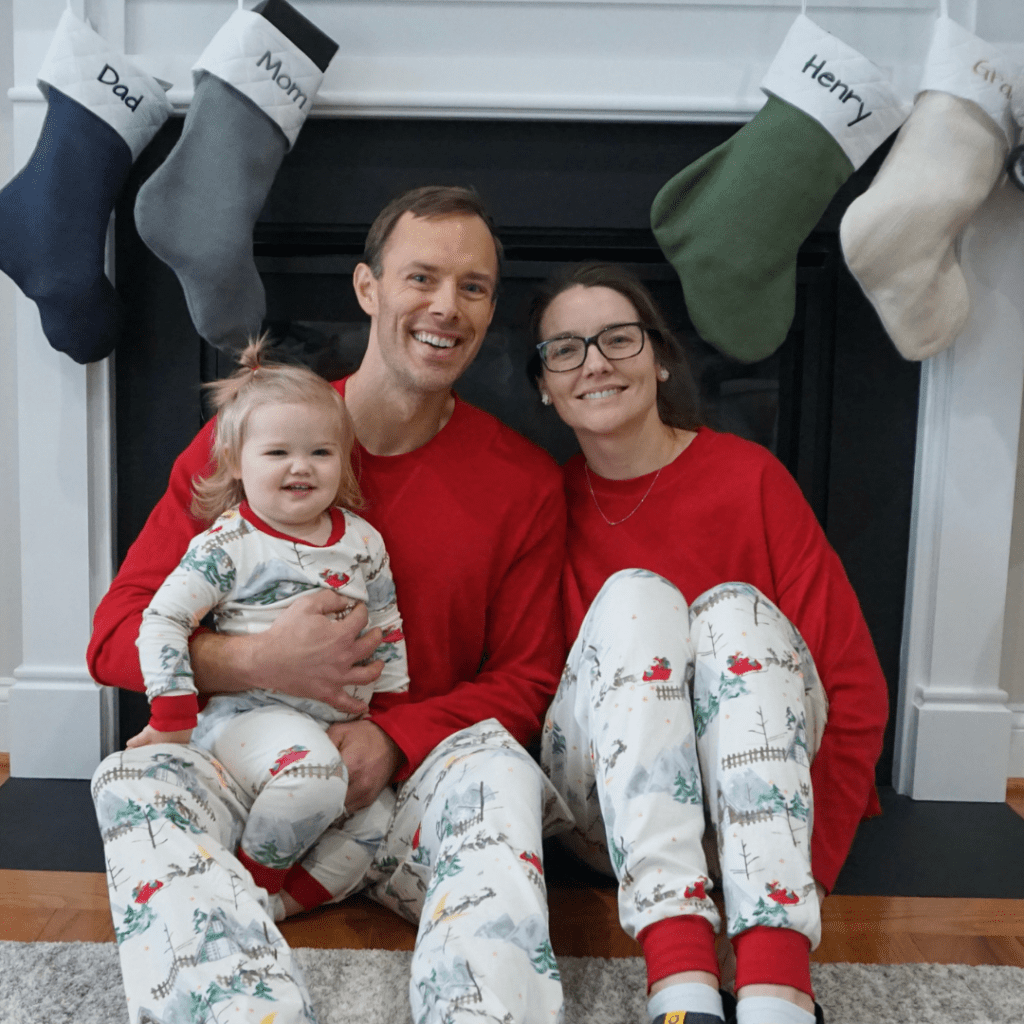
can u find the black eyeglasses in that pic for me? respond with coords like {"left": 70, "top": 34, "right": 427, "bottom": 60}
{"left": 536, "top": 322, "right": 648, "bottom": 372}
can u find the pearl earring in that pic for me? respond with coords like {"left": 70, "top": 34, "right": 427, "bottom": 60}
{"left": 541, "top": 392, "right": 552, "bottom": 406}
{"left": 657, "top": 367, "right": 670, "bottom": 382}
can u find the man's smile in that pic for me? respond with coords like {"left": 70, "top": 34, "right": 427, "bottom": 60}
{"left": 413, "top": 330, "right": 458, "bottom": 349}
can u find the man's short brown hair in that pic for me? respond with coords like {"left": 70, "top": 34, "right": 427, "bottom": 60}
{"left": 362, "top": 185, "right": 504, "bottom": 284}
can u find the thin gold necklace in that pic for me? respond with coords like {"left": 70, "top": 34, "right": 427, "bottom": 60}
{"left": 584, "top": 461, "right": 662, "bottom": 526}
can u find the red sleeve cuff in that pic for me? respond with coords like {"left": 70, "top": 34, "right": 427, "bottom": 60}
{"left": 150, "top": 693, "right": 200, "bottom": 732}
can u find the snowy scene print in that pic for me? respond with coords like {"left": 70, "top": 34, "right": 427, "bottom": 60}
{"left": 232, "top": 558, "right": 320, "bottom": 606}
{"left": 94, "top": 753, "right": 222, "bottom": 838}
{"left": 146, "top": 645, "right": 193, "bottom": 697}
{"left": 415, "top": 957, "right": 489, "bottom": 1024}
{"left": 693, "top": 657, "right": 753, "bottom": 738}
{"left": 624, "top": 743, "right": 703, "bottom": 807}
{"left": 180, "top": 546, "right": 236, "bottom": 594}
{"left": 145, "top": 907, "right": 303, "bottom": 1024}
{"left": 372, "top": 625, "right": 406, "bottom": 663}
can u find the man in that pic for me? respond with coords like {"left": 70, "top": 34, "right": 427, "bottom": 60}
{"left": 88, "top": 186, "right": 571, "bottom": 1024}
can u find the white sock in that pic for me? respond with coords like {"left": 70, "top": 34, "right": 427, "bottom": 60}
{"left": 648, "top": 983, "right": 724, "bottom": 1021}
{"left": 736, "top": 995, "right": 815, "bottom": 1024}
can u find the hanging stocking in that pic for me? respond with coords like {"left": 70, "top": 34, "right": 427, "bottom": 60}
{"left": 840, "top": 15, "right": 1015, "bottom": 361}
{"left": 0, "top": 8, "right": 171, "bottom": 363}
{"left": 651, "top": 14, "right": 908, "bottom": 363}
{"left": 1006, "top": 79, "right": 1024, "bottom": 191}
{"left": 134, "top": 0, "right": 338, "bottom": 352}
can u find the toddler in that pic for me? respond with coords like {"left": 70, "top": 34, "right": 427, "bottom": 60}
{"left": 129, "top": 338, "right": 408, "bottom": 904}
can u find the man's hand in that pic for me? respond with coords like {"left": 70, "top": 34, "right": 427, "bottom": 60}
{"left": 190, "top": 589, "right": 384, "bottom": 713}
{"left": 327, "top": 719, "right": 404, "bottom": 811}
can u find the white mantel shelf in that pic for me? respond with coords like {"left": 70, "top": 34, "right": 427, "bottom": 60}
{"left": 7, "top": 0, "right": 1022, "bottom": 800}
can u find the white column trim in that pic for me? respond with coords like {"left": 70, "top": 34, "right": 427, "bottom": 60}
{"left": 894, "top": 178, "right": 1024, "bottom": 802}
{"left": 1008, "top": 702, "right": 1024, "bottom": 777}
{"left": 0, "top": 677, "right": 12, "bottom": 756}
{"left": 893, "top": 348, "right": 953, "bottom": 792}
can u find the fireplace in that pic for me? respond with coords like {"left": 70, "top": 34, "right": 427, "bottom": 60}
{"left": 7, "top": 0, "right": 1021, "bottom": 801}
{"left": 111, "top": 114, "right": 921, "bottom": 781}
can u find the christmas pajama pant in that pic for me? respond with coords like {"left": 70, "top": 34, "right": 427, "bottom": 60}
{"left": 92, "top": 719, "right": 574, "bottom": 1024}
{"left": 541, "top": 570, "right": 828, "bottom": 971}
{"left": 189, "top": 696, "right": 374, "bottom": 894}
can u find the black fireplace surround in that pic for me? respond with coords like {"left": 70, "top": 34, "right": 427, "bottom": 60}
{"left": 113, "top": 116, "right": 920, "bottom": 781}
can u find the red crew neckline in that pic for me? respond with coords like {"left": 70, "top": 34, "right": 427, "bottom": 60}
{"left": 238, "top": 501, "right": 348, "bottom": 547}
{"left": 582, "top": 426, "right": 707, "bottom": 491}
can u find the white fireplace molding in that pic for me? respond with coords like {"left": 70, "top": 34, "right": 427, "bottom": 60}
{"left": 8, "top": 0, "right": 1022, "bottom": 800}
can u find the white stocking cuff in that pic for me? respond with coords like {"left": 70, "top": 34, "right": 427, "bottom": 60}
{"left": 193, "top": 9, "right": 327, "bottom": 149}
{"left": 37, "top": 8, "right": 173, "bottom": 161}
{"left": 919, "top": 15, "right": 1015, "bottom": 148}
{"left": 760, "top": 14, "right": 910, "bottom": 171}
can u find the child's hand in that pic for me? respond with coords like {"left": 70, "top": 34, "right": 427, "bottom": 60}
{"left": 126, "top": 725, "right": 194, "bottom": 748}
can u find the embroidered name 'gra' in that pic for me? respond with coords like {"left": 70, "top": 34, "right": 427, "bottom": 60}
{"left": 97, "top": 64, "right": 143, "bottom": 111}
{"left": 256, "top": 51, "right": 308, "bottom": 108}
{"left": 973, "top": 59, "right": 1013, "bottom": 99}
{"left": 802, "top": 55, "right": 872, "bottom": 127}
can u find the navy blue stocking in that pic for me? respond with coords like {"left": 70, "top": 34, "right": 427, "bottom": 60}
{"left": 0, "top": 87, "right": 131, "bottom": 364}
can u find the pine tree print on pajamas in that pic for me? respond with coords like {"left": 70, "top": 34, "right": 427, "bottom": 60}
{"left": 541, "top": 569, "right": 827, "bottom": 949}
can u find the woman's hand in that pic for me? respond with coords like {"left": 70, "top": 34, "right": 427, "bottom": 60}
{"left": 126, "top": 725, "right": 193, "bottom": 748}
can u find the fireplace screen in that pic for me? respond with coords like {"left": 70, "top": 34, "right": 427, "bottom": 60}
{"left": 114, "top": 116, "right": 919, "bottom": 780}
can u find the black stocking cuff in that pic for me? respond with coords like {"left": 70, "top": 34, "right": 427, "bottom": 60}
{"left": 253, "top": 0, "right": 338, "bottom": 71}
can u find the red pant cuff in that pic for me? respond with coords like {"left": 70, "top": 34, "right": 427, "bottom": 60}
{"left": 733, "top": 926, "right": 813, "bottom": 998}
{"left": 282, "top": 863, "right": 333, "bottom": 912}
{"left": 236, "top": 847, "right": 289, "bottom": 894}
{"left": 637, "top": 915, "right": 720, "bottom": 988}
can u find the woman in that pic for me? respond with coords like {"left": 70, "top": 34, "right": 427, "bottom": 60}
{"left": 530, "top": 263, "right": 888, "bottom": 1024}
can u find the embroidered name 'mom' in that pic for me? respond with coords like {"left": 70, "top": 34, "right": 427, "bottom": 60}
{"left": 256, "top": 51, "right": 308, "bottom": 107}
{"left": 801, "top": 55, "right": 872, "bottom": 128}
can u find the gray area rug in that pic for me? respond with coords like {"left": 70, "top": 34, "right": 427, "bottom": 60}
{"left": 2, "top": 941, "right": 1023, "bottom": 1024}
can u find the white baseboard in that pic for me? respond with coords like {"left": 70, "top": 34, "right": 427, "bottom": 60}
{"left": 909, "top": 687, "right": 1014, "bottom": 802}
{"left": 1009, "top": 703, "right": 1024, "bottom": 778}
{"left": 9, "top": 667, "right": 116, "bottom": 779}
{"left": 0, "top": 675, "right": 11, "bottom": 754}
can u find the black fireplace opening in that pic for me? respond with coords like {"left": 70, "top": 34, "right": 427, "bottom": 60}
{"left": 114, "top": 116, "right": 920, "bottom": 781}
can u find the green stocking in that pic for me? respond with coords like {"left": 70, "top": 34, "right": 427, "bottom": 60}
{"left": 651, "top": 14, "right": 908, "bottom": 363}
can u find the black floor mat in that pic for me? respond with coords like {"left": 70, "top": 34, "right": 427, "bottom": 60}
{"left": 0, "top": 779, "right": 105, "bottom": 872}
{"left": 831, "top": 785, "right": 1024, "bottom": 898}
{"left": 2, "top": 779, "right": 1022, "bottom": 899}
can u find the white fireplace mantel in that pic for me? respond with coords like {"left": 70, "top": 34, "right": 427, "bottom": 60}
{"left": 7, "top": 0, "right": 1022, "bottom": 800}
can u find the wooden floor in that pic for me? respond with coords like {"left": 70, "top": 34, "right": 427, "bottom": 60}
{"left": 1, "top": 756, "right": 1022, "bottom": 968}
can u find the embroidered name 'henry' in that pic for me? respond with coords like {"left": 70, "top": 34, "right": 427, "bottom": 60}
{"left": 800, "top": 55, "right": 872, "bottom": 128}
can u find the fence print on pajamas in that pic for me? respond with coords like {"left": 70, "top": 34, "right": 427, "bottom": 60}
{"left": 363, "top": 721, "right": 572, "bottom": 1024}
{"left": 542, "top": 570, "right": 825, "bottom": 950}
{"left": 93, "top": 749, "right": 320, "bottom": 1024}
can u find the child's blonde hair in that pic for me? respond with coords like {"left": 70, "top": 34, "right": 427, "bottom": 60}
{"left": 191, "top": 336, "right": 363, "bottom": 522}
